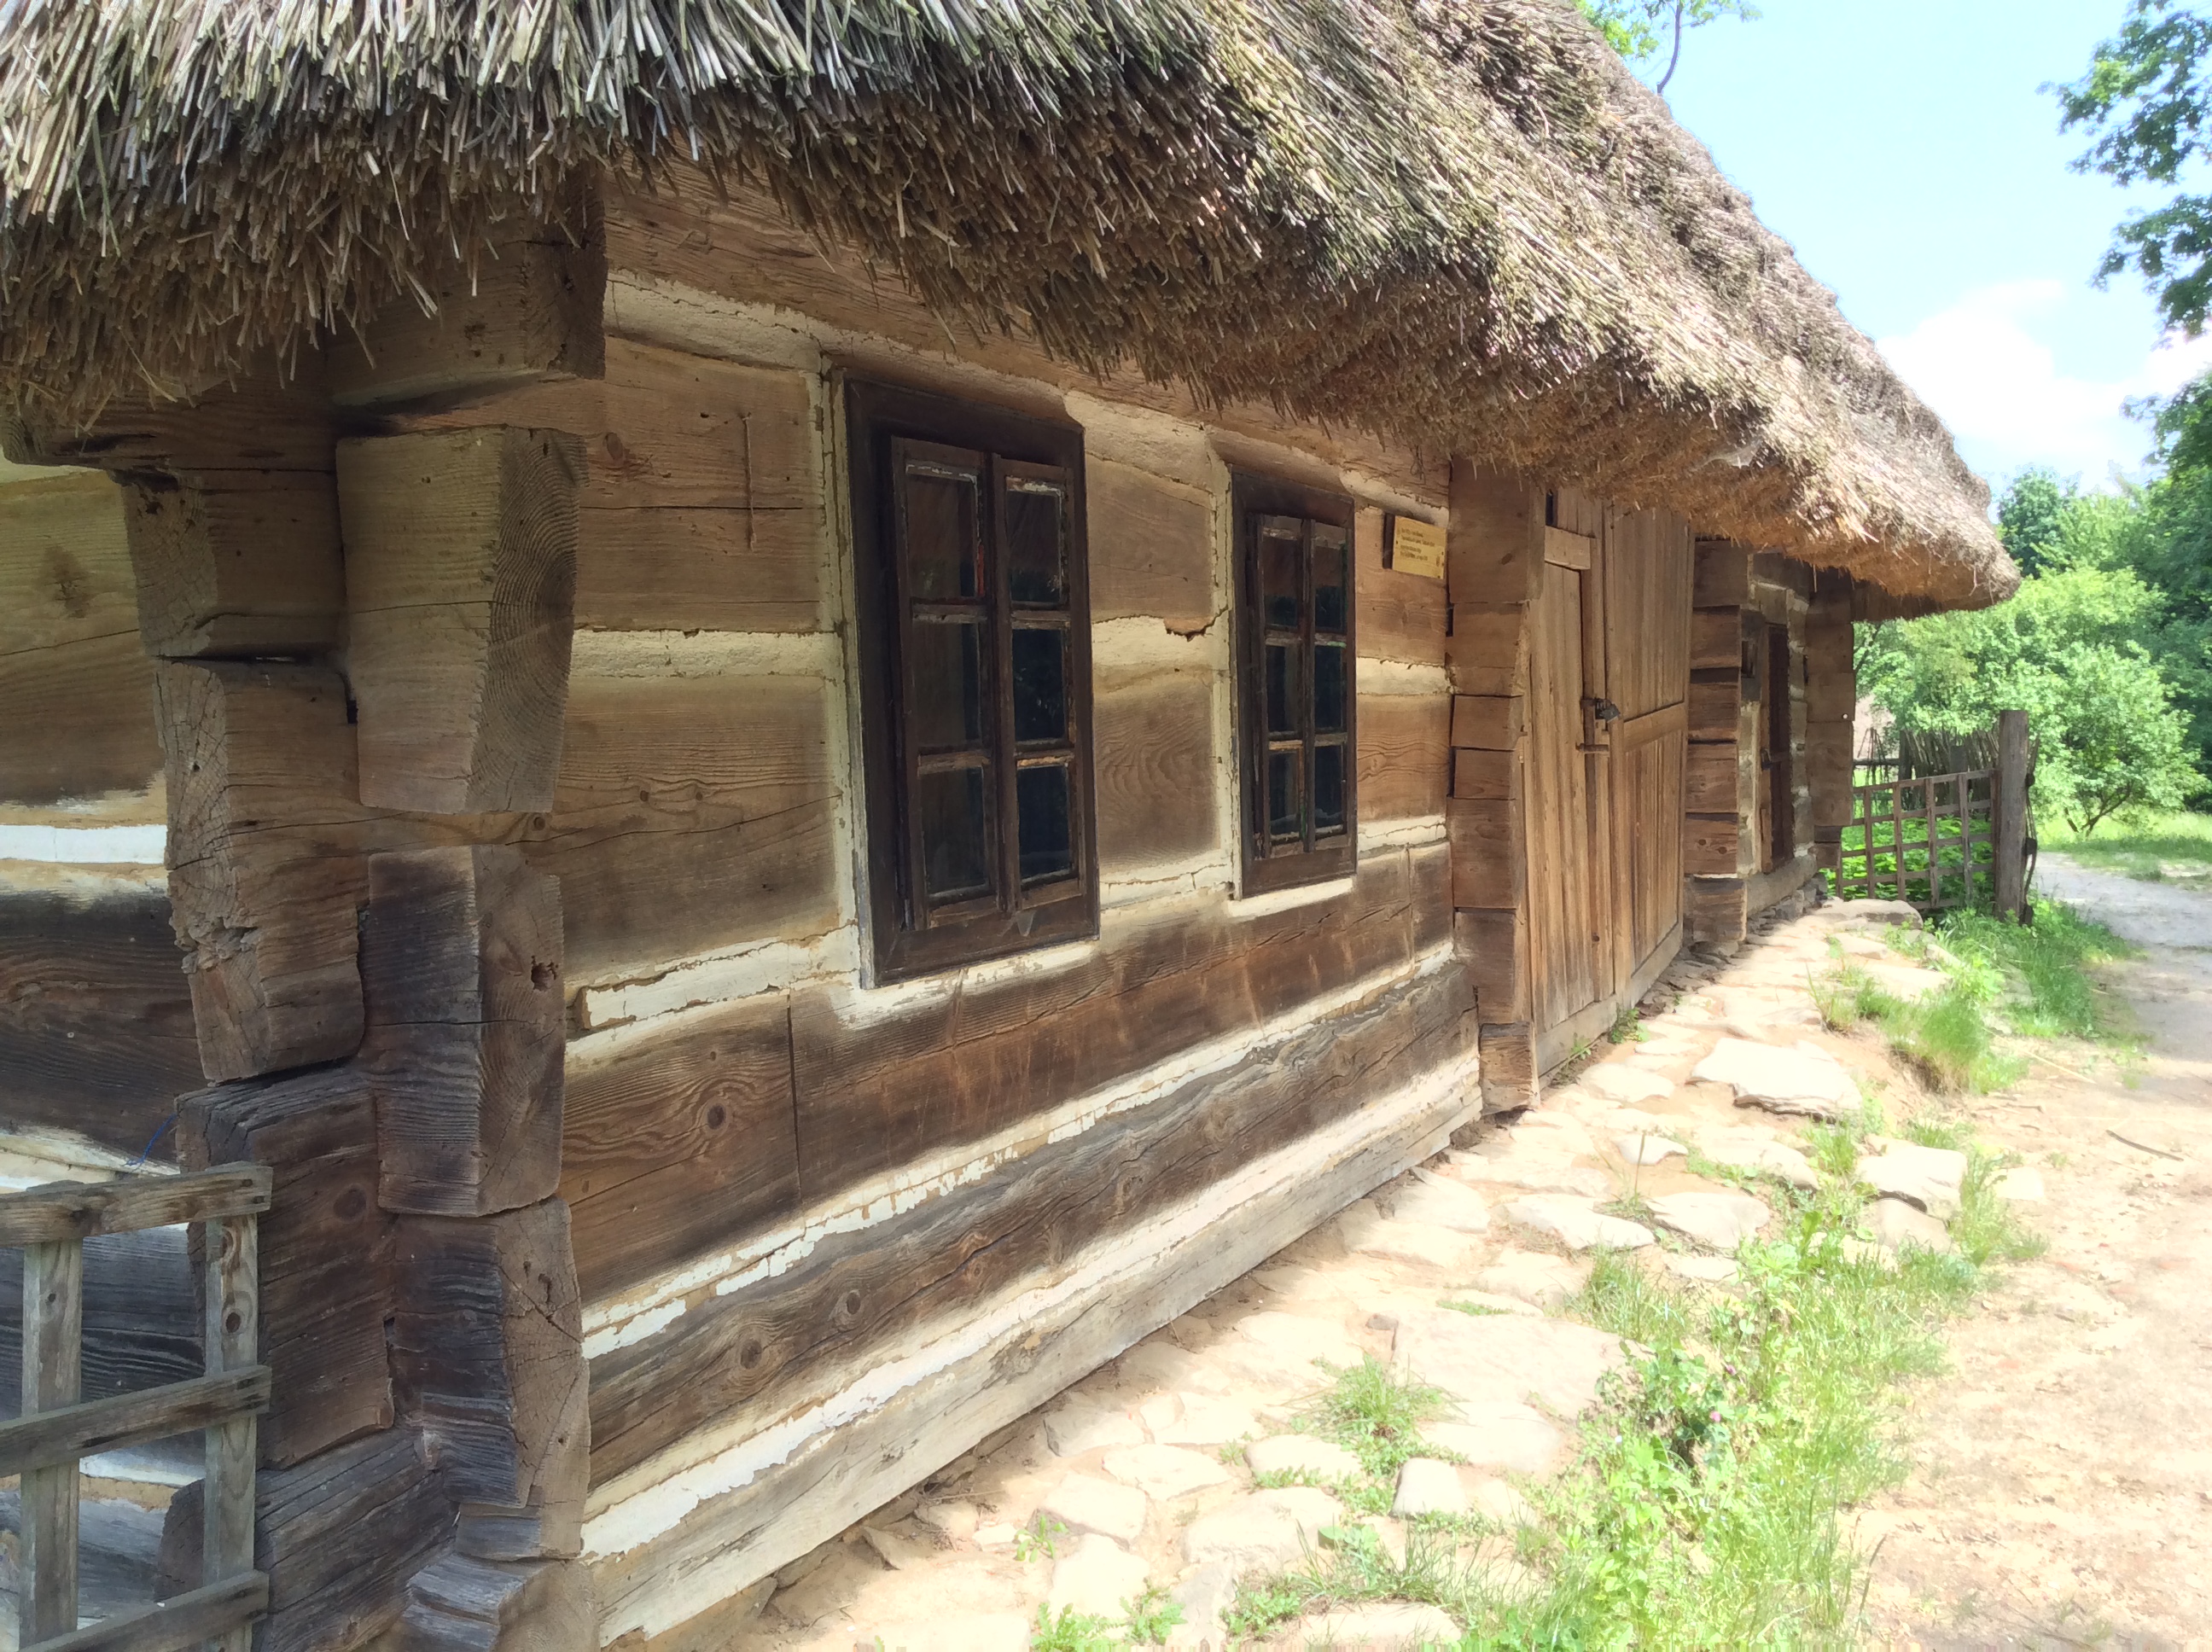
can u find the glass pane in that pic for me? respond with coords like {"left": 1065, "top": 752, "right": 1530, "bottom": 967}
{"left": 909, "top": 620, "right": 984, "bottom": 751}
{"left": 902, "top": 466, "right": 981, "bottom": 600}
{"left": 1012, "top": 625, "right": 1068, "bottom": 745}
{"left": 1261, "top": 526, "right": 1303, "bottom": 631}
{"left": 1265, "top": 642, "right": 1300, "bottom": 737}
{"left": 1313, "top": 643, "right": 1347, "bottom": 734}
{"left": 1016, "top": 763, "right": 1075, "bottom": 883}
{"left": 1266, "top": 747, "right": 1302, "bottom": 843}
{"left": 1314, "top": 742, "right": 1347, "bottom": 835}
{"left": 917, "top": 765, "right": 992, "bottom": 901}
{"left": 1313, "top": 530, "right": 1348, "bottom": 633}
{"left": 1004, "top": 478, "right": 1068, "bottom": 607}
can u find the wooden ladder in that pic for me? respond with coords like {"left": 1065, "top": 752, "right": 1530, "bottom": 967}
{"left": 0, "top": 1165, "right": 273, "bottom": 1651}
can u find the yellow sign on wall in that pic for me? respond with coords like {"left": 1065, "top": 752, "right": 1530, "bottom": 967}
{"left": 1385, "top": 515, "right": 1446, "bottom": 580}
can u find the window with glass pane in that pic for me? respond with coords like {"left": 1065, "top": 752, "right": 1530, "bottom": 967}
{"left": 1233, "top": 476, "right": 1357, "bottom": 895}
{"left": 848, "top": 382, "right": 1098, "bottom": 980}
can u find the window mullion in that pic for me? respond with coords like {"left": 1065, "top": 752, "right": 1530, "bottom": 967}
{"left": 1301, "top": 518, "right": 1318, "bottom": 857}
{"left": 989, "top": 457, "right": 1021, "bottom": 913}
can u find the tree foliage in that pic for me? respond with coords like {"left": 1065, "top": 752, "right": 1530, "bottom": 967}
{"left": 2058, "top": 0, "right": 2212, "bottom": 331}
{"left": 1578, "top": 0, "right": 1758, "bottom": 92}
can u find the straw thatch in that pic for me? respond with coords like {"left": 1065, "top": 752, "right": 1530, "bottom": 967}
{"left": 0, "top": 0, "right": 2011, "bottom": 602}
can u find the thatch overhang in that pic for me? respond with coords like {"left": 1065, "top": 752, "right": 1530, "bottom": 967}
{"left": 0, "top": 0, "right": 2012, "bottom": 606}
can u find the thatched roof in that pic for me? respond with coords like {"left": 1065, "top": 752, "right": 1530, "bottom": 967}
{"left": 0, "top": 0, "right": 2011, "bottom": 604}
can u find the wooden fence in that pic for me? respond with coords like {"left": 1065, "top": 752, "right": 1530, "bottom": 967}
{"left": 1, "top": 1165, "right": 271, "bottom": 1651}
{"left": 1837, "top": 710, "right": 2031, "bottom": 920}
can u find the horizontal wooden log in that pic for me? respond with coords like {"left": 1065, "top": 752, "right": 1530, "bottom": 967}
{"left": 183, "top": 1067, "right": 396, "bottom": 1467}
{"left": 1684, "top": 875, "right": 1748, "bottom": 945}
{"left": 1450, "top": 694, "right": 1524, "bottom": 752}
{"left": 156, "top": 660, "right": 370, "bottom": 1080}
{"left": 1451, "top": 746, "right": 1519, "bottom": 802}
{"left": 119, "top": 472, "right": 344, "bottom": 658}
{"left": 0, "top": 883, "right": 201, "bottom": 1156}
{"left": 1447, "top": 464, "right": 1543, "bottom": 607}
{"left": 1690, "top": 608, "right": 1741, "bottom": 671}
{"left": 572, "top": 506, "right": 818, "bottom": 634}
{"left": 25, "top": 1570, "right": 268, "bottom": 1652}
{"left": 329, "top": 228, "right": 606, "bottom": 408}
{"left": 1477, "top": 1021, "right": 1536, "bottom": 1110}
{"left": 1086, "top": 459, "right": 1214, "bottom": 635}
{"left": 1684, "top": 813, "right": 1742, "bottom": 878}
{"left": 1447, "top": 797, "right": 1524, "bottom": 909}
{"left": 1687, "top": 675, "right": 1740, "bottom": 742}
{"left": 361, "top": 846, "right": 565, "bottom": 1218}
{"left": 0, "top": 1366, "right": 269, "bottom": 1477}
{"left": 1542, "top": 526, "right": 1594, "bottom": 569}
{"left": 1751, "top": 550, "right": 1814, "bottom": 601}
{"left": 1684, "top": 741, "right": 1742, "bottom": 815}
{"left": 0, "top": 473, "right": 163, "bottom": 806}
{"left": 1454, "top": 907, "right": 1528, "bottom": 1022}
{"left": 0, "top": 1230, "right": 199, "bottom": 1416}
{"left": 1443, "top": 602, "right": 1528, "bottom": 696}
{"left": 590, "top": 963, "right": 1473, "bottom": 1492}
{"left": 588, "top": 969, "right": 1473, "bottom": 1638}
{"left": 396, "top": 1552, "right": 595, "bottom": 1652}
{"left": 1356, "top": 509, "right": 1447, "bottom": 667}
{"left": 788, "top": 846, "right": 1440, "bottom": 1201}
{"left": 253, "top": 1427, "right": 451, "bottom": 1652}
{"left": 525, "top": 670, "right": 841, "bottom": 984}
{"left": 4, "top": 370, "right": 335, "bottom": 477}
{"left": 1094, "top": 670, "right": 1217, "bottom": 872}
{"left": 342, "top": 428, "right": 584, "bottom": 815}
{"left": 562, "top": 992, "right": 800, "bottom": 1303}
{"left": 394, "top": 1201, "right": 587, "bottom": 1561}
{"left": 1359, "top": 693, "right": 1449, "bottom": 822}
{"left": 1693, "top": 540, "right": 1751, "bottom": 608}
{"left": 0, "top": 1166, "right": 269, "bottom": 1248}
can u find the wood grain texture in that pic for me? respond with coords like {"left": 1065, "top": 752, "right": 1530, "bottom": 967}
{"left": 5, "top": 369, "right": 335, "bottom": 477}
{"left": 183, "top": 1067, "right": 397, "bottom": 1467}
{"left": 1358, "top": 694, "right": 1448, "bottom": 823}
{"left": 561, "top": 993, "right": 800, "bottom": 1304}
{"left": 1356, "top": 508, "right": 1447, "bottom": 667}
{"left": 1692, "top": 540, "right": 1751, "bottom": 608}
{"left": 26, "top": 1570, "right": 267, "bottom": 1652}
{"left": 1477, "top": 1021, "right": 1536, "bottom": 1109}
{"left": 342, "top": 428, "right": 584, "bottom": 815}
{"left": 1683, "top": 814, "right": 1742, "bottom": 878}
{"left": 1450, "top": 695, "right": 1523, "bottom": 751}
{"left": 393, "top": 1201, "right": 588, "bottom": 1562}
{"left": 527, "top": 671, "right": 841, "bottom": 984}
{"left": 573, "top": 506, "right": 818, "bottom": 634}
{"left": 1451, "top": 747, "right": 1518, "bottom": 802}
{"left": 396, "top": 1551, "right": 596, "bottom": 1652}
{"left": 1687, "top": 674, "right": 1740, "bottom": 742}
{"left": 1447, "top": 797, "right": 1524, "bottom": 909}
{"left": 0, "top": 1365, "right": 268, "bottom": 1478}
{"left": 1093, "top": 670, "right": 1217, "bottom": 873}
{"left": 589, "top": 962, "right": 1473, "bottom": 1491}
{"left": 784, "top": 846, "right": 1439, "bottom": 1202}
{"left": 0, "top": 1166, "right": 267, "bottom": 1247}
{"left": 1086, "top": 460, "right": 1214, "bottom": 633}
{"left": 1443, "top": 603, "right": 1528, "bottom": 696}
{"left": 119, "top": 471, "right": 344, "bottom": 658}
{"left": 155, "top": 661, "right": 369, "bottom": 1080}
{"left": 0, "top": 474, "right": 163, "bottom": 806}
{"left": 1524, "top": 561, "right": 1596, "bottom": 1037}
{"left": 1454, "top": 907, "right": 1528, "bottom": 1022}
{"left": 1684, "top": 740, "right": 1741, "bottom": 815}
{"left": 0, "top": 883, "right": 201, "bottom": 1156}
{"left": 1690, "top": 608, "right": 1741, "bottom": 672}
{"left": 1683, "top": 875, "right": 1748, "bottom": 945}
{"left": 360, "top": 846, "right": 566, "bottom": 1218}
{"left": 20, "top": 1236, "right": 82, "bottom": 1639}
{"left": 1445, "top": 465, "right": 1542, "bottom": 608}
{"left": 0, "top": 1230, "right": 199, "bottom": 1418}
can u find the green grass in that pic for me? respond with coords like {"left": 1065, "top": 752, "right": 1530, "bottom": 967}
{"left": 1935, "top": 899, "right": 2134, "bottom": 1043}
{"left": 1810, "top": 962, "right": 2016, "bottom": 1093}
{"left": 2042, "top": 807, "right": 2212, "bottom": 890}
{"left": 1028, "top": 1585, "right": 1187, "bottom": 1649}
{"left": 1299, "top": 1355, "right": 1456, "bottom": 1482}
{"left": 1571, "top": 1248, "right": 1694, "bottom": 1347}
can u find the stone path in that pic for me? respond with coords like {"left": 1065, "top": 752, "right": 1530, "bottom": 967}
{"left": 1858, "top": 857, "right": 2212, "bottom": 1647}
{"left": 713, "top": 898, "right": 1986, "bottom": 1652}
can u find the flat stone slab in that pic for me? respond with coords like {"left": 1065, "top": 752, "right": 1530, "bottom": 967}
{"left": 1047, "top": 1533, "right": 1150, "bottom": 1615}
{"left": 1423, "top": 1405, "right": 1565, "bottom": 1475}
{"left": 1694, "top": 1126, "right": 1819, "bottom": 1190}
{"left": 1449, "top": 1149, "right": 1612, "bottom": 1198}
{"left": 1391, "top": 1457, "right": 1468, "bottom": 1517}
{"left": 1510, "top": 1115, "right": 1598, "bottom": 1155}
{"left": 1169, "top": 1562, "right": 1237, "bottom": 1646}
{"left": 1813, "top": 899, "right": 1922, "bottom": 928}
{"left": 1867, "top": 1195, "right": 1953, "bottom": 1254}
{"left": 1470, "top": 1478, "right": 1538, "bottom": 1526}
{"left": 1144, "top": 1392, "right": 1260, "bottom": 1447}
{"left": 1663, "top": 1253, "right": 1742, "bottom": 1284}
{"left": 1236, "top": 1311, "right": 1368, "bottom": 1371}
{"left": 1381, "top": 1170, "right": 1492, "bottom": 1232}
{"left": 1290, "top": 1603, "right": 1462, "bottom": 1650}
{"left": 1182, "top": 1487, "right": 1339, "bottom": 1575}
{"left": 1994, "top": 1166, "right": 2046, "bottom": 1202}
{"left": 1117, "top": 1338, "right": 1235, "bottom": 1396}
{"left": 1102, "top": 1443, "right": 1231, "bottom": 1501}
{"left": 1042, "top": 1401, "right": 1147, "bottom": 1457}
{"left": 1245, "top": 1435, "right": 1362, "bottom": 1480}
{"left": 1504, "top": 1195, "right": 1655, "bottom": 1253}
{"left": 1649, "top": 1190, "right": 1771, "bottom": 1253}
{"left": 1859, "top": 1139, "right": 1968, "bottom": 1219}
{"left": 1337, "top": 1205, "right": 1484, "bottom": 1271}
{"left": 1394, "top": 1305, "right": 1626, "bottom": 1416}
{"left": 1039, "top": 1472, "right": 1150, "bottom": 1544}
{"left": 1694, "top": 1037, "right": 1860, "bottom": 1120}
{"left": 1475, "top": 1249, "right": 1587, "bottom": 1310}
{"left": 1436, "top": 1289, "right": 1540, "bottom": 1318}
{"left": 1616, "top": 1132, "right": 1688, "bottom": 1166}
{"left": 1583, "top": 1063, "right": 1675, "bottom": 1104}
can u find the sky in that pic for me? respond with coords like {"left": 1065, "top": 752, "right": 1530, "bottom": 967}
{"left": 1643, "top": 0, "right": 2212, "bottom": 495}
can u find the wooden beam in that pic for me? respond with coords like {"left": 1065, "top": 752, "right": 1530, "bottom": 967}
{"left": 1683, "top": 875, "right": 1747, "bottom": 945}
{"left": 393, "top": 1201, "right": 587, "bottom": 1562}
{"left": 1446, "top": 466, "right": 1544, "bottom": 605}
{"left": 1477, "top": 1021, "right": 1536, "bottom": 1111}
{"left": 395, "top": 1553, "right": 596, "bottom": 1652}
{"left": 1454, "top": 908, "right": 1528, "bottom": 1022}
{"left": 155, "top": 661, "right": 369, "bottom": 1080}
{"left": 23, "top": 1572, "right": 268, "bottom": 1652}
{"left": 1451, "top": 747, "right": 1519, "bottom": 801}
{"left": 341, "top": 428, "right": 584, "bottom": 815}
{"left": 119, "top": 472, "right": 345, "bottom": 657}
{"left": 1443, "top": 603, "right": 1528, "bottom": 696}
{"left": 0, "top": 1367, "right": 269, "bottom": 1478}
{"left": 0, "top": 1166, "right": 271, "bottom": 1248}
{"left": 361, "top": 846, "right": 566, "bottom": 1219}
{"left": 1450, "top": 694, "right": 1524, "bottom": 751}
{"left": 1447, "top": 797, "right": 1525, "bottom": 908}
{"left": 1693, "top": 539, "right": 1752, "bottom": 608}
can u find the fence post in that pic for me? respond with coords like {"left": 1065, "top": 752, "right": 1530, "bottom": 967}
{"left": 1994, "top": 708, "right": 2029, "bottom": 922}
{"left": 20, "top": 1239, "right": 82, "bottom": 1642}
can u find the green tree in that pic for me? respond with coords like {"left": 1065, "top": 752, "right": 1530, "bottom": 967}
{"left": 1994, "top": 468, "right": 2078, "bottom": 575}
{"left": 1859, "top": 564, "right": 2205, "bottom": 835}
{"left": 1579, "top": 0, "right": 1759, "bottom": 92}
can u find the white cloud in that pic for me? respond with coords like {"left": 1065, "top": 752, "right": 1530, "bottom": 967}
{"left": 1877, "top": 280, "right": 2212, "bottom": 489}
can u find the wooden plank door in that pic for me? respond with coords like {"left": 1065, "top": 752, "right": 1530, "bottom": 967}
{"left": 1602, "top": 511, "right": 1693, "bottom": 998}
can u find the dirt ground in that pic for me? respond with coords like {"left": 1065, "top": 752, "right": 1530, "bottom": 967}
{"left": 1860, "top": 856, "right": 2212, "bottom": 1649}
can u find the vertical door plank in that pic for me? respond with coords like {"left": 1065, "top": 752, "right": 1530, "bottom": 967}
{"left": 204, "top": 1213, "right": 260, "bottom": 1652}
{"left": 21, "top": 1237, "right": 82, "bottom": 1642}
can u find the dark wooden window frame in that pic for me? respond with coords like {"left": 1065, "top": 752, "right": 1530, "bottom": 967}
{"left": 847, "top": 377, "right": 1099, "bottom": 981}
{"left": 1231, "top": 470, "right": 1358, "bottom": 897}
